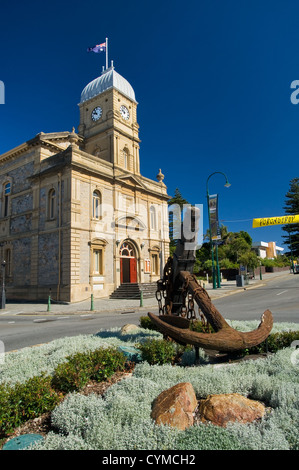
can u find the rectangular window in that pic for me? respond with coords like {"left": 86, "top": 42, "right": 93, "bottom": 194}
{"left": 4, "top": 248, "right": 11, "bottom": 277}
{"left": 151, "top": 254, "right": 159, "bottom": 275}
{"left": 144, "top": 259, "right": 151, "bottom": 273}
{"left": 93, "top": 249, "right": 103, "bottom": 274}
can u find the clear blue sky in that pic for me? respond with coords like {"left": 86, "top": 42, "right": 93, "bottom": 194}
{"left": 0, "top": 0, "right": 298, "bottom": 250}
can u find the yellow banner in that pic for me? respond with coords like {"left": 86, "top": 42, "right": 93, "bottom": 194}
{"left": 253, "top": 214, "right": 299, "bottom": 228}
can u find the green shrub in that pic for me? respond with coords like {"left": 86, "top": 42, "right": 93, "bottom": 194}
{"left": 0, "top": 383, "right": 13, "bottom": 436}
{"left": 51, "top": 352, "right": 92, "bottom": 393}
{"left": 137, "top": 339, "right": 177, "bottom": 365}
{"left": 89, "top": 347, "right": 126, "bottom": 382}
{"left": 52, "top": 347, "right": 126, "bottom": 394}
{"left": 190, "top": 319, "right": 215, "bottom": 333}
{"left": 249, "top": 330, "right": 299, "bottom": 354}
{"left": 0, "top": 375, "right": 62, "bottom": 437}
{"left": 139, "top": 316, "right": 160, "bottom": 331}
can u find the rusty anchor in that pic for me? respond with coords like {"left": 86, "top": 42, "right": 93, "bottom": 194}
{"left": 148, "top": 206, "right": 273, "bottom": 354}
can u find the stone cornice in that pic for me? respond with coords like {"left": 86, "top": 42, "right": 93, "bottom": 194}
{"left": 0, "top": 131, "right": 84, "bottom": 164}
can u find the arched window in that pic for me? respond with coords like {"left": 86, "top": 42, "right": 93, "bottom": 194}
{"left": 122, "top": 149, "right": 129, "bottom": 170}
{"left": 48, "top": 188, "right": 56, "bottom": 220}
{"left": 150, "top": 205, "right": 156, "bottom": 230}
{"left": 92, "top": 190, "right": 101, "bottom": 219}
{"left": 119, "top": 241, "right": 135, "bottom": 258}
{"left": 3, "top": 182, "right": 11, "bottom": 217}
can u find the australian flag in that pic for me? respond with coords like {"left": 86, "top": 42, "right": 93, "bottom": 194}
{"left": 87, "top": 42, "right": 106, "bottom": 53}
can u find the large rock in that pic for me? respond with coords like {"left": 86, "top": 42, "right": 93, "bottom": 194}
{"left": 199, "top": 393, "right": 266, "bottom": 427}
{"left": 120, "top": 324, "right": 139, "bottom": 334}
{"left": 151, "top": 382, "right": 197, "bottom": 430}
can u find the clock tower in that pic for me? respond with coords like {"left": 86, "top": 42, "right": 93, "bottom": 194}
{"left": 78, "top": 62, "right": 141, "bottom": 174}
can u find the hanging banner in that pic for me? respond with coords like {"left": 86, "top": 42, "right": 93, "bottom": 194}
{"left": 252, "top": 214, "right": 299, "bottom": 228}
{"left": 209, "top": 194, "right": 221, "bottom": 240}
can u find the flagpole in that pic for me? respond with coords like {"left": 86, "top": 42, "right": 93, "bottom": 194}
{"left": 106, "top": 37, "right": 108, "bottom": 69}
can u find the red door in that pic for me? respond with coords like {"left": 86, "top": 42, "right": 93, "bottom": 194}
{"left": 120, "top": 257, "right": 137, "bottom": 283}
{"left": 130, "top": 258, "right": 137, "bottom": 283}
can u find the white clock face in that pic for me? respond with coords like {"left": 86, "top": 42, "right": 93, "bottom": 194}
{"left": 91, "top": 106, "right": 102, "bottom": 121}
{"left": 120, "top": 105, "right": 130, "bottom": 120}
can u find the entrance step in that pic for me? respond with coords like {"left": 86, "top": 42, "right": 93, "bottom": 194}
{"left": 110, "top": 282, "right": 157, "bottom": 299}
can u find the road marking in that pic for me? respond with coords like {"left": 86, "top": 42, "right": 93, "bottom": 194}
{"left": 277, "top": 290, "right": 288, "bottom": 296}
{"left": 58, "top": 316, "right": 70, "bottom": 319}
{"left": 8, "top": 321, "right": 15, "bottom": 324}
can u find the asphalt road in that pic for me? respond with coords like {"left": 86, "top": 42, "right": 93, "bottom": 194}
{"left": 0, "top": 310, "right": 148, "bottom": 352}
{"left": 213, "top": 273, "right": 299, "bottom": 324}
{"left": 0, "top": 274, "right": 298, "bottom": 352}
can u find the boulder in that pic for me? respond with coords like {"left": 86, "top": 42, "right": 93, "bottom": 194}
{"left": 120, "top": 324, "right": 139, "bottom": 334}
{"left": 151, "top": 382, "right": 197, "bottom": 430}
{"left": 199, "top": 393, "right": 266, "bottom": 427}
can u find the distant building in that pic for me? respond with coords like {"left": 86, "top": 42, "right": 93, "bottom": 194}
{"left": 0, "top": 64, "right": 170, "bottom": 302}
{"left": 252, "top": 241, "right": 284, "bottom": 259}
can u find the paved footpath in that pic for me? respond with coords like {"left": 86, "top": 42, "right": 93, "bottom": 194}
{"left": 0, "top": 270, "right": 292, "bottom": 316}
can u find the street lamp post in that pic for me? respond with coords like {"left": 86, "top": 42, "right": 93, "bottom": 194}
{"left": 259, "top": 259, "right": 263, "bottom": 280}
{"left": 207, "top": 195, "right": 217, "bottom": 289}
{"left": 206, "top": 172, "right": 231, "bottom": 289}
{"left": 1, "top": 260, "right": 6, "bottom": 309}
{"left": 215, "top": 243, "right": 221, "bottom": 288}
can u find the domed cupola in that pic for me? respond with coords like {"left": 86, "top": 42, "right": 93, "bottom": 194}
{"left": 80, "top": 62, "right": 136, "bottom": 103}
{"left": 78, "top": 62, "right": 140, "bottom": 172}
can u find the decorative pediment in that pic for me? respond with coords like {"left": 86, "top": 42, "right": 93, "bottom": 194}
{"left": 116, "top": 174, "right": 146, "bottom": 189}
{"left": 114, "top": 215, "right": 146, "bottom": 231}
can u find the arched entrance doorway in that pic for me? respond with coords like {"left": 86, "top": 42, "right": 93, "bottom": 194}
{"left": 119, "top": 241, "right": 137, "bottom": 283}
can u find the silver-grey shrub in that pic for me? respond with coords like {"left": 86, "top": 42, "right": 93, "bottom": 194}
{"left": 0, "top": 327, "right": 161, "bottom": 385}
{"left": 9, "top": 321, "right": 299, "bottom": 450}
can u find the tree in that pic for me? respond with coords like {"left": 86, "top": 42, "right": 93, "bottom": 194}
{"left": 239, "top": 251, "right": 259, "bottom": 272}
{"left": 167, "top": 188, "right": 189, "bottom": 255}
{"left": 282, "top": 177, "right": 299, "bottom": 257}
{"left": 195, "top": 228, "right": 254, "bottom": 272}
{"left": 226, "top": 236, "right": 251, "bottom": 264}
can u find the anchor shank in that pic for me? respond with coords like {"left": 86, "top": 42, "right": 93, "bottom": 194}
{"left": 179, "top": 271, "right": 230, "bottom": 331}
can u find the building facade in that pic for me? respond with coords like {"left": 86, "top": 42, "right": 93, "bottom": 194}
{"left": 0, "top": 64, "right": 170, "bottom": 302}
{"left": 252, "top": 241, "right": 284, "bottom": 259}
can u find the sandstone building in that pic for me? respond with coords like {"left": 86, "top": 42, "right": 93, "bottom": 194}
{"left": 0, "top": 64, "right": 170, "bottom": 302}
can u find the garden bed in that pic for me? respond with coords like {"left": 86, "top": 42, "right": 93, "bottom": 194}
{"left": 1, "top": 320, "right": 299, "bottom": 450}
{"left": 3, "top": 369, "right": 134, "bottom": 441}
